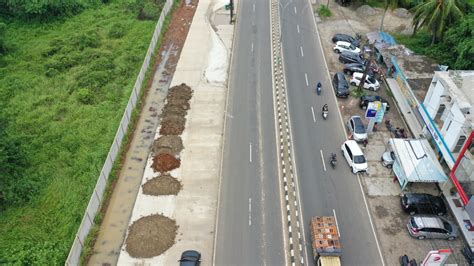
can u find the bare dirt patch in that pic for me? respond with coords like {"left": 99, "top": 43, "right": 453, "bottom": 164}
{"left": 125, "top": 214, "right": 178, "bottom": 258}
{"left": 153, "top": 135, "right": 184, "bottom": 155}
{"left": 167, "top": 83, "right": 193, "bottom": 102}
{"left": 162, "top": 104, "right": 187, "bottom": 117}
{"left": 142, "top": 174, "right": 182, "bottom": 196}
{"left": 152, "top": 153, "right": 181, "bottom": 172}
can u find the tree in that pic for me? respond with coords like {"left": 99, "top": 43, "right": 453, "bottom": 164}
{"left": 380, "top": 0, "right": 399, "bottom": 32}
{"left": 411, "top": 0, "right": 465, "bottom": 44}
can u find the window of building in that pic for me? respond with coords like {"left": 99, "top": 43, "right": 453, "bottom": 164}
{"left": 435, "top": 104, "right": 446, "bottom": 124}
{"left": 453, "top": 135, "right": 467, "bottom": 153}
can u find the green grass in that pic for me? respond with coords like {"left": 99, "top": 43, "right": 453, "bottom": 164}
{"left": 317, "top": 4, "right": 332, "bottom": 18}
{"left": 0, "top": 1, "right": 160, "bottom": 264}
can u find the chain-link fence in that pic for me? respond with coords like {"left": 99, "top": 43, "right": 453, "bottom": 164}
{"left": 65, "top": 0, "right": 173, "bottom": 264}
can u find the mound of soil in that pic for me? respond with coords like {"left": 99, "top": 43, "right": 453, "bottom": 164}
{"left": 125, "top": 214, "right": 178, "bottom": 258}
{"left": 152, "top": 153, "right": 181, "bottom": 172}
{"left": 167, "top": 83, "right": 193, "bottom": 102}
{"left": 153, "top": 135, "right": 184, "bottom": 155}
{"left": 165, "top": 100, "right": 190, "bottom": 111}
{"left": 142, "top": 174, "right": 182, "bottom": 196}
{"left": 160, "top": 116, "right": 186, "bottom": 135}
{"left": 162, "top": 104, "right": 187, "bottom": 117}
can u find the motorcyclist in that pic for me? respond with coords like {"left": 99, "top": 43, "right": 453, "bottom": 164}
{"left": 322, "top": 104, "right": 328, "bottom": 112}
{"left": 316, "top": 82, "right": 322, "bottom": 95}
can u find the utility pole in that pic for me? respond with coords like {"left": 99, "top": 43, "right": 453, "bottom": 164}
{"left": 358, "top": 42, "right": 375, "bottom": 92}
{"left": 229, "top": 0, "right": 234, "bottom": 24}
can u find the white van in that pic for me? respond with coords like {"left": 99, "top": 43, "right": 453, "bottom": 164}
{"left": 341, "top": 140, "right": 368, "bottom": 173}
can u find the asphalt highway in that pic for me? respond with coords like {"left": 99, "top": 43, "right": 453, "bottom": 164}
{"left": 214, "top": 0, "right": 286, "bottom": 264}
{"left": 279, "top": 0, "right": 384, "bottom": 265}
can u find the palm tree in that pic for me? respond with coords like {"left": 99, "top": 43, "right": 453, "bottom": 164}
{"left": 380, "top": 0, "right": 399, "bottom": 32}
{"left": 411, "top": 0, "right": 465, "bottom": 44}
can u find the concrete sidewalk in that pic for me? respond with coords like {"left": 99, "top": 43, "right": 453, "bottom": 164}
{"left": 386, "top": 78, "right": 424, "bottom": 138}
{"left": 117, "top": 0, "right": 234, "bottom": 265}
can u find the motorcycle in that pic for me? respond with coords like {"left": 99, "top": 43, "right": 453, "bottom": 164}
{"left": 330, "top": 153, "right": 337, "bottom": 169}
{"left": 316, "top": 82, "right": 322, "bottom": 95}
{"left": 322, "top": 110, "right": 328, "bottom": 119}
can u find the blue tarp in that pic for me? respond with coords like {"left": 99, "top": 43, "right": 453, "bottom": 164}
{"left": 380, "top": 31, "right": 397, "bottom": 45}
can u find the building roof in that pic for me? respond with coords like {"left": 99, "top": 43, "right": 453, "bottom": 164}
{"left": 390, "top": 138, "right": 448, "bottom": 184}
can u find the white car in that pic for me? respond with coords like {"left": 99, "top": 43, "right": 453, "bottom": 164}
{"left": 341, "top": 140, "right": 368, "bottom": 174}
{"left": 350, "top": 72, "right": 380, "bottom": 91}
{"left": 333, "top": 41, "right": 361, "bottom": 54}
{"left": 347, "top": 116, "right": 368, "bottom": 142}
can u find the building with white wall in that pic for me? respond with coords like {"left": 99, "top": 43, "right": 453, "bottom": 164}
{"left": 420, "top": 71, "right": 474, "bottom": 168}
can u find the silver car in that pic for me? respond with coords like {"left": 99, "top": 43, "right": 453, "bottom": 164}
{"left": 347, "top": 116, "right": 367, "bottom": 142}
{"left": 381, "top": 151, "right": 395, "bottom": 168}
{"left": 407, "top": 216, "right": 458, "bottom": 240}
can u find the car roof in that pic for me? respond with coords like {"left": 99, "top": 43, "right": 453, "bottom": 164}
{"left": 336, "top": 41, "right": 351, "bottom": 46}
{"left": 361, "top": 95, "right": 381, "bottom": 101}
{"left": 413, "top": 216, "right": 444, "bottom": 229}
{"left": 344, "top": 140, "right": 363, "bottom": 155}
{"left": 334, "top": 33, "right": 353, "bottom": 39}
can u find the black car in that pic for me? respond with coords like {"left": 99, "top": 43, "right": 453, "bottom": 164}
{"left": 179, "top": 250, "right": 201, "bottom": 266}
{"left": 401, "top": 193, "right": 447, "bottom": 216}
{"left": 359, "top": 95, "right": 390, "bottom": 111}
{"left": 339, "top": 51, "right": 366, "bottom": 65}
{"left": 332, "top": 72, "right": 350, "bottom": 98}
{"left": 332, "top": 33, "right": 360, "bottom": 47}
{"left": 343, "top": 63, "right": 365, "bottom": 75}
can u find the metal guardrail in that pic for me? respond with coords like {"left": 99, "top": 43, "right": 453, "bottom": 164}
{"left": 65, "top": 0, "right": 173, "bottom": 264}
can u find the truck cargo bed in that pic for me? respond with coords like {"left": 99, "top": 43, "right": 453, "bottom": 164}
{"left": 310, "top": 216, "right": 342, "bottom": 256}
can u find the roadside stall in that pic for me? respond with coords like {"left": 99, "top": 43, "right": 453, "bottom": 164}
{"left": 386, "top": 138, "right": 448, "bottom": 190}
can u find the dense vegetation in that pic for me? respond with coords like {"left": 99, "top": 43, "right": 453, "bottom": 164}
{"left": 0, "top": 0, "right": 163, "bottom": 263}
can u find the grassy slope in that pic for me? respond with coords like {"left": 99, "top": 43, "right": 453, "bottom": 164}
{"left": 0, "top": 2, "right": 156, "bottom": 264}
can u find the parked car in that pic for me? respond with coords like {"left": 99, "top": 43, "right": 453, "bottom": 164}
{"left": 343, "top": 63, "right": 365, "bottom": 75}
{"left": 339, "top": 51, "right": 366, "bottom": 65}
{"left": 359, "top": 95, "right": 390, "bottom": 111}
{"left": 341, "top": 140, "right": 368, "bottom": 174}
{"left": 332, "top": 72, "right": 350, "bottom": 98}
{"left": 401, "top": 193, "right": 447, "bottom": 216}
{"left": 179, "top": 250, "right": 201, "bottom": 266}
{"left": 347, "top": 116, "right": 367, "bottom": 142}
{"left": 381, "top": 151, "right": 395, "bottom": 168}
{"left": 332, "top": 33, "right": 360, "bottom": 47}
{"left": 350, "top": 72, "right": 380, "bottom": 91}
{"left": 407, "top": 215, "right": 457, "bottom": 240}
{"left": 333, "top": 41, "right": 361, "bottom": 54}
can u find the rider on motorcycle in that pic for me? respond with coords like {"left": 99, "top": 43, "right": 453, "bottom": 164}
{"left": 316, "top": 82, "right": 322, "bottom": 95}
{"left": 322, "top": 104, "right": 328, "bottom": 112}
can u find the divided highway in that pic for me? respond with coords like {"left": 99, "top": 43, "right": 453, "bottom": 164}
{"left": 279, "top": 0, "right": 384, "bottom": 265}
{"left": 214, "top": 0, "right": 285, "bottom": 264}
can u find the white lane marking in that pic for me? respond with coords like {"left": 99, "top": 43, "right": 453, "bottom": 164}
{"left": 320, "top": 150, "right": 326, "bottom": 172}
{"left": 311, "top": 106, "right": 316, "bottom": 123}
{"left": 248, "top": 197, "right": 252, "bottom": 226}
{"left": 300, "top": 46, "right": 304, "bottom": 57}
{"left": 249, "top": 142, "right": 252, "bottom": 162}
{"left": 304, "top": 73, "right": 309, "bottom": 86}
{"left": 297, "top": 24, "right": 300, "bottom": 33}
{"left": 333, "top": 209, "right": 340, "bottom": 237}
{"left": 357, "top": 174, "right": 385, "bottom": 266}
{"left": 251, "top": 42, "right": 254, "bottom": 52}
{"left": 253, "top": 3, "right": 255, "bottom": 12}
{"left": 294, "top": 6, "right": 297, "bottom": 14}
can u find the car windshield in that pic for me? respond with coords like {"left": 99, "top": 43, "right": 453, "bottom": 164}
{"left": 443, "top": 221, "right": 452, "bottom": 232}
{"left": 410, "top": 217, "right": 418, "bottom": 229}
{"left": 353, "top": 119, "right": 366, "bottom": 133}
{"left": 349, "top": 44, "right": 357, "bottom": 50}
{"left": 354, "top": 155, "right": 366, "bottom": 164}
{"left": 367, "top": 76, "right": 376, "bottom": 83}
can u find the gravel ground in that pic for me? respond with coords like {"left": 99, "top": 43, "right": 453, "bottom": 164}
{"left": 315, "top": 1, "right": 466, "bottom": 264}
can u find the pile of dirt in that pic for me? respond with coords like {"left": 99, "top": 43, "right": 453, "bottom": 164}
{"left": 125, "top": 214, "right": 178, "bottom": 258}
{"left": 142, "top": 174, "right": 182, "bottom": 196}
{"left": 159, "top": 115, "right": 186, "bottom": 135}
{"left": 153, "top": 135, "right": 184, "bottom": 155}
{"left": 356, "top": 5, "right": 378, "bottom": 17}
{"left": 152, "top": 153, "right": 180, "bottom": 172}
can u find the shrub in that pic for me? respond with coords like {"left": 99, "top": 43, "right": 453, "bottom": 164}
{"left": 76, "top": 88, "right": 95, "bottom": 104}
{"left": 71, "top": 32, "right": 101, "bottom": 50}
{"left": 317, "top": 5, "right": 332, "bottom": 18}
{"left": 108, "top": 23, "right": 127, "bottom": 38}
